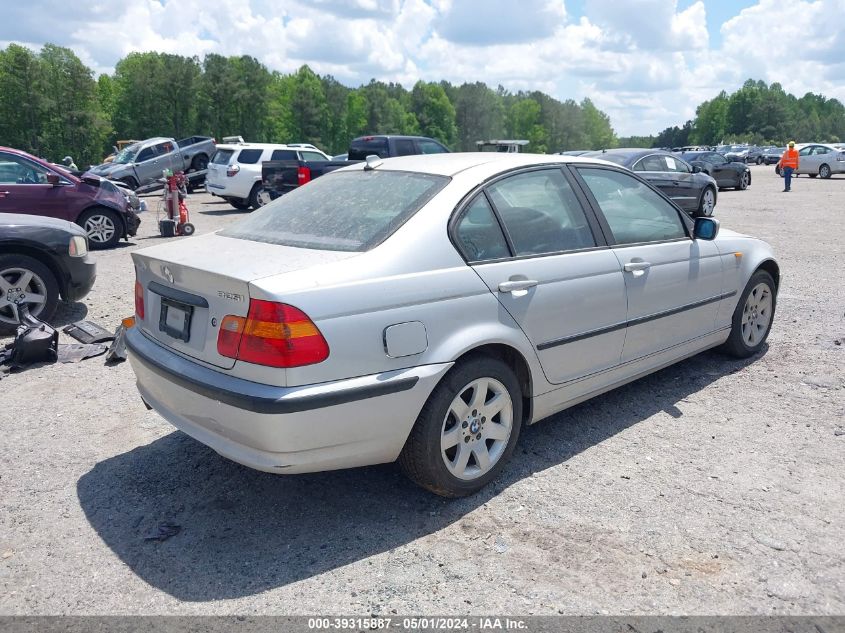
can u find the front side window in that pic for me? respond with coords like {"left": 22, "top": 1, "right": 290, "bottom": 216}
{"left": 136, "top": 147, "right": 155, "bottom": 162}
{"left": 418, "top": 140, "right": 448, "bottom": 154}
{"left": 486, "top": 169, "right": 597, "bottom": 255}
{"left": 705, "top": 153, "right": 726, "bottom": 165}
{"left": 576, "top": 167, "right": 687, "bottom": 246}
{"left": 662, "top": 155, "right": 690, "bottom": 173}
{"left": 301, "top": 151, "right": 328, "bottom": 162}
{"left": 455, "top": 195, "right": 510, "bottom": 262}
{"left": 0, "top": 153, "right": 51, "bottom": 185}
{"left": 798, "top": 146, "right": 813, "bottom": 156}
{"left": 220, "top": 170, "right": 449, "bottom": 251}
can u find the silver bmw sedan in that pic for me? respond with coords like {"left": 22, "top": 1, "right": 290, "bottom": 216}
{"left": 127, "top": 153, "right": 779, "bottom": 497}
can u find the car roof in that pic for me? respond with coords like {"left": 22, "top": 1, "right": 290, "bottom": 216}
{"left": 342, "top": 152, "right": 613, "bottom": 177}
{"left": 214, "top": 143, "right": 325, "bottom": 152}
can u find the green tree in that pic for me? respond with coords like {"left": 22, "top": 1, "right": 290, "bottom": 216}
{"left": 410, "top": 81, "right": 457, "bottom": 146}
{"left": 454, "top": 82, "right": 505, "bottom": 151}
{"left": 581, "top": 98, "right": 617, "bottom": 149}
{"left": 0, "top": 44, "right": 45, "bottom": 155}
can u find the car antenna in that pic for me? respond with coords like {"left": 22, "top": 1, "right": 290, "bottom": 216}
{"left": 364, "top": 155, "right": 383, "bottom": 171}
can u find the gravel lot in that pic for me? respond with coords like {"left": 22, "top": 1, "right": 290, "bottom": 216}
{"left": 0, "top": 164, "right": 843, "bottom": 615}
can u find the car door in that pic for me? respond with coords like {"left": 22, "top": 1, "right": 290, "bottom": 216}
{"left": 660, "top": 155, "right": 700, "bottom": 212}
{"left": 132, "top": 145, "right": 159, "bottom": 184}
{"left": 0, "top": 151, "right": 75, "bottom": 221}
{"left": 796, "top": 145, "right": 816, "bottom": 174}
{"left": 704, "top": 153, "right": 735, "bottom": 186}
{"left": 453, "top": 167, "right": 628, "bottom": 385}
{"left": 632, "top": 154, "right": 674, "bottom": 198}
{"left": 572, "top": 166, "right": 724, "bottom": 362}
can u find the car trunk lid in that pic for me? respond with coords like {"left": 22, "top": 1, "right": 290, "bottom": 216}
{"left": 131, "top": 231, "right": 356, "bottom": 370}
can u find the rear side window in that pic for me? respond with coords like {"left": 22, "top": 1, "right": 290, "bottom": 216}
{"left": 394, "top": 139, "right": 416, "bottom": 156}
{"left": 348, "top": 138, "right": 389, "bottom": 160}
{"left": 576, "top": 167, "right": 687, "bottom": 246}
{"left": 211, "top": 149, "right": 234, "bottom": 165}
{"left": 270, "top": 149, "right": 297, "bottom": 160}
{"left": 455, "top": 195, "right": 509, "bottom": 262}
{"left": 220, "top": 170, "right": 449, "bottom": 252}
{"left": 237, "top": 149, "right": 263, "bottom": 164}
{"left": 487, "top": 169, "right": 597, "bottom": 255}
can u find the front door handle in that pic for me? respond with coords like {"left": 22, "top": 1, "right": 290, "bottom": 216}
{"left": 498, "top": 279, "right": 538, "bottom": 294}
{"left": 0, "top": 191, "right": 9, "bottom": 197}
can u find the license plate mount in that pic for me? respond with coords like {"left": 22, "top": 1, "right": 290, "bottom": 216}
{"left": 159, "top": 298, "right": 193, "bottom": 343}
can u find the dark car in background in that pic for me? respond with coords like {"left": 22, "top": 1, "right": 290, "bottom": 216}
{"left": 582, "top": 148, "right": 718, "bottom": 216}
{"left": 676, "top": 151, "right": 752, "bottom": 190}
{"left": 762, "top": 147, "right": 785, "bottom": 165}
{"left": 0, "top": 213, "right": 96, "bottom": 333}
{"left": 0, "top": 147, "right": 140, "bottom": 249}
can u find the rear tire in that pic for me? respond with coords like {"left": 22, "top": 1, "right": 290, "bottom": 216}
{"left": 229, "top": 198, "right": 250, "bottom": 210}
{"left": 819, "top": 164, "right": 831, "bottom": 179}
{"left": 399, "top": 355, "right": 523, "bottom": 497}
{"left": 720, "top": 270, "right": 776, "bottom": 358}
{"left": 0, "top": 254, "right": 59, "bottom": 334}
{"left": 737, "top": 170, "right": 750, "bottom": 190}
{"left": 696, "top": 187, "right": 716, "bottom": 217}
{"left": 78, "top": 207, "right": 122, "bottom": 249}
{"left": 191, "top": 155, "right": 208, "bottom": 172}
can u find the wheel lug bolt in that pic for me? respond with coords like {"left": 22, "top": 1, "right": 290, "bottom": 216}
{"left": 472, "top": 410, "right": 477, "bottom": 416}
{"left": 462, "top": 421, "right": 468, "bottom": 428}
{"left": 476, "top": 433, "right": 482, "bottom": 440}
{"left": 464, "top": 437, "right": 470, "bottom": 443}
{"left": 481, "top": 417, "right": 486, "bottom": 422}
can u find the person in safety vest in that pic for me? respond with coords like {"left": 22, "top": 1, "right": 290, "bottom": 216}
{"left": 778, "top": 141, "right": 799, "bottom": 192}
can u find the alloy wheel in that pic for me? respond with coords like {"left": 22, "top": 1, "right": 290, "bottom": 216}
{"left": 701, "top": 189, "right": 715, "bottom": 216}
{"left": 440, "top": 377, "right": 513, "bottom": 481}
{"left": 741, "top": 282, "right": 773, "bottom": 347}
{"left": 83, "top": 214, "right": 116, "bottom": 244}
{"left": 740, "top": 172, "right": 750, "bottom": 189}
{"left": 0, "top": 267, "right": 48, "bottom": 325}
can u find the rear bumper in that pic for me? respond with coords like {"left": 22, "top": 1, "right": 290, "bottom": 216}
{"left": 125, "top": 326, "right": 451, "bottom": 474}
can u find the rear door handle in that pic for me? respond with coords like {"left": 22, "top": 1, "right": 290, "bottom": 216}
{"left": 0, "top": 191, "right": 9, "bottom": 197}
{"left": 624, "top": 261, "right": 651, "bottom": 273}
{"left": 498, "top": 279, "right": 538, "bottom": 293}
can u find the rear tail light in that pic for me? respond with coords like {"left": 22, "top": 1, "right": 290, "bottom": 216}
{"left": 134, "top": 280, "right": 145, "bottom": 319}
{"left": 297, "top": 166, "right": 311, "bottom": 185}
{"left": 216, "top": 299, "right": 329, "bottom": 368}
{"left": 227, "top": 164, "right": 240, "bottom": 177}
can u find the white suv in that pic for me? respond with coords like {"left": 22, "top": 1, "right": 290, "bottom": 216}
{"left": 206, "top": 143, "right": 330, "bottom": 210}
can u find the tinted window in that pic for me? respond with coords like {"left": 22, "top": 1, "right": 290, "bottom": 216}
{"left": 0, "top": 153, "right": 51, "bottom": 184}
{"left": 301, "top": 151, "right": 328, "bottom": 162}
{"left": 348, "top": 138, "right": 389, "bottom": 160}
{"left": 270, "top": 149, "right": 298, "bottom": 160}
{"left": 136, "top": 147, "right": 155, "bottom": 162}
{"left": 394, "top": 139, "right": 417, "bottom": 156}
{"left": 812, "top": 146, "right": 830, "bottom": 155}
{"left": 704, "top": 153, "right": 726, "bottom": 165}
{"left": 220, "top": 170, "right": 448, "bottom": 252}
{"left": 155, "top": 141, "right": 174, "bottom": 154}
{"left": 237, "top": 149, "right": 264, "bottom": 164}
{"left": 634, "top": 155, "right": 665, "bottom": 172}
{"left": 487, "top": 169, "right": 596, "bottom": 255}
{"left": 662, "top": 155, "right": 690, "bottom": 173}
{"left": 418, "top": 140, "right": 448, "bottom": 154}
{"left": 798, "top": 146, "right": 813, "bottom": 156}
{"left": 211, "top": 149, "right": 235, "bottom": 165}
{"left": 455, "top": 195, "right": 510, "bottom": 262}
{"left": 577, "top": 167, "right": 687, "bottom": 245}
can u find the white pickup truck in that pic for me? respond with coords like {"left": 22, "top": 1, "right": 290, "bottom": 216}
{"left": 89, "top": 136, "right": 217, "bottom": 190}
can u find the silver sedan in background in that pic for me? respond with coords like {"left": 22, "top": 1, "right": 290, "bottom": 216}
{"left": 127, "top": 153, "right": 779, "bottom": 497}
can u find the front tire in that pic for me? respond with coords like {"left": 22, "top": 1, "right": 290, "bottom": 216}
{"left": 0, "top": 254, "right": 59, "bottom": 334}
{"left": 248, "top": 183, "right": 267, "bottom": 210}
{"left": 819, "top": 164, "right": 831, "bottom": 179}
{"left": 720, "top": 270, "right": 776, "bottom": 358}
{"left": 78, "top": 207, "right": 122, "bottom": 249}
{"left": 399, "top": 355, "right": 523, "bottom": 497}
{"left": 228, "top": 198, "right": 250, "bottom": 210}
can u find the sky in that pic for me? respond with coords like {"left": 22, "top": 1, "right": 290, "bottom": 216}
{"left": 2, "top": 0, "right": 844, "bottom": 136}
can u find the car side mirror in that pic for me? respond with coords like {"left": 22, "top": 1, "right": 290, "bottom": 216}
{"left": 692, "top": 165, "right": 702, "bottom": 173}
{"left": 46, "top": 173, "right": 61, "bottom": 186}
{"left": 694, "top": 217, "right": 719, "bottom": 240}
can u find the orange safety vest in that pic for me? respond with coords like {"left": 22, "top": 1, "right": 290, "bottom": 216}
{"left": 780, "top": 148, "right": 799, "bottom": 169}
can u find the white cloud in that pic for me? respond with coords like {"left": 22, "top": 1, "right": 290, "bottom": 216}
{"left": 2, "top": 0, "right": 845, "bottom": 135}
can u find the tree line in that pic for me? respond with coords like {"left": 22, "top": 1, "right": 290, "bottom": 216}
{"left": 3, "top": 44, "right": 843, "bottom": 168}
{"left": 0, "top": 44, "right": 616, "bottom": 167}
{"left": 626, "top": 79, "right": 845, "bottom": 149}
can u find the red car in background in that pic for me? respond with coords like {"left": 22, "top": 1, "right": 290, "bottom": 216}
{"left": 0, "top": 146, "right": 140, "bottom": 249}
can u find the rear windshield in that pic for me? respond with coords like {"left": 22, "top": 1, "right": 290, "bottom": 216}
{"left": 348, "top": 138, "right": 389, "bottom": 160}
{"left": 220, "top": 170, "right": 449, "bottom": 252}
{"left": 211, "top": 149, "right": 235, "bottom": 165}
